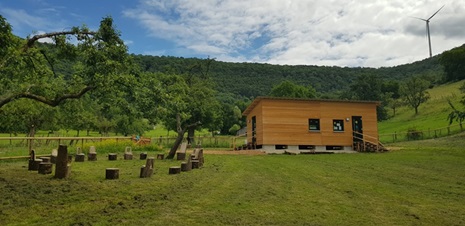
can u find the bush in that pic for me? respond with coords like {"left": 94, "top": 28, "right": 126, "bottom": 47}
{"left": 407, "top": 128, "right": 423, "bottom": 140}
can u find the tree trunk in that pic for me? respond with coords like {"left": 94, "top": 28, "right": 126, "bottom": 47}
{"left": 414, "top": 107, "right": 418, "bottom": 115}
{"left": 54, "top": 145, "right": 71, "bottom": 179}
{"left": 166, "top": 129, "right": 186, "bottom": 159}
{"left": 187, "top": 127, "right": 196, "bottom": 145}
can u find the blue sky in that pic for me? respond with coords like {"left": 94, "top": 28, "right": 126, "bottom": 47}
{"left": 1, "top": 0, "right": 464, "bottom": 68}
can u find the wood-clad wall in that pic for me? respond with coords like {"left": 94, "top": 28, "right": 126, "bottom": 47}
{"left": 246, "top": 99, "right": 378, "bottom": 146}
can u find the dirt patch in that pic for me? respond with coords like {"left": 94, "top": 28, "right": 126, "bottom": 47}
{"left": 201, "top": 150, "right": 266, "bottom": 155}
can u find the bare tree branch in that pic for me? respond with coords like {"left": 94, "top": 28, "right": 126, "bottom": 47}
{"left": 0, "top": 85, "right": 95, "bottom": 108}
{"left": 26, "top": 31, "right": 96, "bottom": 48}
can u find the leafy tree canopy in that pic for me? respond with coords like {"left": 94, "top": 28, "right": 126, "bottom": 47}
{"left": 269, "top": 80, "right": 317, "bottom": 98}
{"left": 440, "top": 44, "right": 465, "bottom": 82}
{"left": 0, "top": 15, "right": 134, "bottom": 108}
{"left": 399, "top": 76, "right": 430, "bottom": 115}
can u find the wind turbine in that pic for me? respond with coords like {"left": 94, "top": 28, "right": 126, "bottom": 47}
{"left": 412, "top": 5, "right": 445, "bottom": 58}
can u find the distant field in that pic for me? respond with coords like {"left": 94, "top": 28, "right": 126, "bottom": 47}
{"left": 1, "top": 133, "right": 464, "bottom": 225}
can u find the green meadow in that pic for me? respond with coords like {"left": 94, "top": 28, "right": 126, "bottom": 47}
{"left": 379, "top": 80, "right": 465, "bottom": 143}
{"left": 1, "top": 132, "right": 465, "bottom": 225}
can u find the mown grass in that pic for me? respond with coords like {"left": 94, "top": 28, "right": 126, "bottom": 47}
{"left": 1, "top": 133, "right": 465, "bottom": 225}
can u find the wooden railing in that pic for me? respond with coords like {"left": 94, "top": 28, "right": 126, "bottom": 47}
{"left": 352, "top": 132, "right": 386, "bottom": 152}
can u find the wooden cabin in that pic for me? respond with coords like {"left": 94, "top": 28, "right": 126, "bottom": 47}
{"left": 242, "top": 97, "right": 381, "bottom": 153}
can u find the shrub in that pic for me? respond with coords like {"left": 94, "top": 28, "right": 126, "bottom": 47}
{"left": 407, "top": 128, "right": 423, "bottom": 140}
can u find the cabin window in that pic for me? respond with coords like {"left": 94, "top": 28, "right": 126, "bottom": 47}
{"left": 309, "top": 119, "right": 320, "bottom": 131}
{"left": 299, "top": 145, "right": 315, "bottom": 150}
{"left": 333, "top": 119, "right": 344, "bottom": 132}
{"left": 326, "top": 145, "right": 344, "bottom": 150}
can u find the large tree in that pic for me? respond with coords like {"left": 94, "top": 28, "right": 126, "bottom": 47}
{"left": 142, "top": 59, "right": 219, "bottom": 159}
{"left": 0, "top": 15, "right": 133, "bottom": 108}
{"left": 399, "top": 76, "right": 430, "bottom": 115}
{"left": 269, "top": 80, "right": 317, "bottom": 98}
{"left": 346, "top": 74, "right": 388, "bottom": 120}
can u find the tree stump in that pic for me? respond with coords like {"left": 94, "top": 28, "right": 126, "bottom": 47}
{"left": 28, "top": 159, "right": 43, "bottom": 171}
{"left": 75, "top": 153, "right": 85, "bottom": 162}
{"left": 192, "top": 148, "right": 204, "bottom": 167}
{"left": 108, "top": 153, "right": 118, "bottom": 161}
{"left": 124, "top": 153, "right": 133, "bottom": 160}
{"left": 198, "top": 149, "right": 204, "bottom": 167}
{"left": 181, "top": 155, "right": 192, "bottom": 172}
{"left": 156, "top": 154, "right": 164, "bottom": 160}
{"left": 55, "top": 145, "right": 71, "bottom": 179}
{"left": 140, "top": 157, "right": 155, "bottom": 178}
{"left": 169, "top": 166, "right": 181, "bottom": 174}
{"left": 124, "top": 146, "right": 133, "bottom": 160}
{"left": 176, "top": 152, "right": 186, "bottom": 160}
{"left": 38, "top": 162, "right": 53, "bottom": 174}
{"left": 181, "top": 162, "right": 189, "bottom": 172}
{"left": 105, "top": 168, "right": 119, "bottom": 179}
{"left": 140, "top": 152, "right": 147, "bottom": 160}
{"left": 191, "top": 160, "right": 200, "bottom": 169}
{"left": 39, "top": 157, "right": 51, "bottom": 163}
{"left": 28, "top": 150, "right": 39, "bottom": 171}
{"left": 88, "top": 152, "right": 97, "bottom": 161}
{"left": 50, "top": 149, "right": 57, "bottom": 164}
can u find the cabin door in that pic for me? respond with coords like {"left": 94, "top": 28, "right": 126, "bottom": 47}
{"left": 352, "top": 116, "right": 363, "bottom": 142}
{"left": 251, "top": 116, "right": 257, "bottom": 145}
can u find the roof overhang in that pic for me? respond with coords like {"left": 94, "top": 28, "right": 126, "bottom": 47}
{"left": 242, "top": 96, "right": 381, "bottom": 116}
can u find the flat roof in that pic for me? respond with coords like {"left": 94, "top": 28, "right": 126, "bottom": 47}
{"left": 242, "top": 96, "right": 381, "bottom": 116}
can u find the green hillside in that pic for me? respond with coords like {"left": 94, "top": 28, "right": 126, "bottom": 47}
{"left": 133, "top": 54, "right": 442, "bottom": 98}
{"left": 378, "top": 80, "right": 464, "bottom": 142}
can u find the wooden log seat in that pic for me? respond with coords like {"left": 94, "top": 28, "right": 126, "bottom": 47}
{"left": 38, "top": 162, "right": 53, "bottom": 174}
{"left": 88, "top": 152, "right": 97, "bottom": 161}
{"left": 28, "top": 159, "right": 43, "bottom": 171}
{"left": 140, "top": 157, "right": 155, "bottom": 178}
{"left": 191, "top": 160, "right": 200, "bottom": 169}
{"left": 75, "top": 153, "right": 85, "bottom": 162}
{"left": 168, "top": 166, "right": 181, "bottom": 175}
{"left": 176, "top": 152, "right": 186, "bottom": 161}
{"left": 105, "top": 168, "right": 119, "bottom": 179}
{"left": 124, "top": 146, "right": 133, "bottom": 160}
{"left": 108, "top": 153, "right": 118, "bottom": 161}
{"left": 39, "top": 157, "right": 51, "bottom": 163}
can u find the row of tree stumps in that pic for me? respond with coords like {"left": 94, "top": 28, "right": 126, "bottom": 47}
{"left": 169, "top": 148, "right": 204, "bottom": 175}
{"left": 27, "top": 144, "right": 205, "bottom": 180}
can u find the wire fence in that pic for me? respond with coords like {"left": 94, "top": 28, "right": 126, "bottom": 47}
{"left": 379, "top": 123, "right": 464, "bottom": 144}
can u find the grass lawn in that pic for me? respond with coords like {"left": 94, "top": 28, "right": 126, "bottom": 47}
{"left": 1, "top": 133, "right": 465, "bottom": 225}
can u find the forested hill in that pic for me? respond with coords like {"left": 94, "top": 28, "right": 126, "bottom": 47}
{"left": 134, "top": 53, "right": 442, "bottom": 98}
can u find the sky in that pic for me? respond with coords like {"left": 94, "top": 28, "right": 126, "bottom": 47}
{"left": 1, "top": 0, "right": 464, "bottom": 68}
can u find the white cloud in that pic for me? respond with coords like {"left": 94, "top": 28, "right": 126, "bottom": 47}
{"left": 122, "top": 0, "right": 465, "bottom": 67}
{"left": 0, "top": 7, "right": 70, "bottom": 37}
